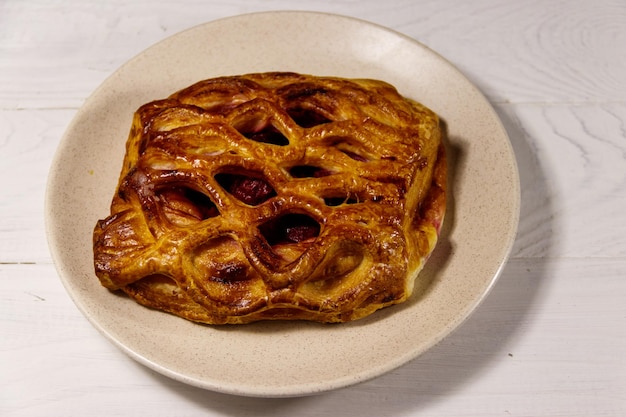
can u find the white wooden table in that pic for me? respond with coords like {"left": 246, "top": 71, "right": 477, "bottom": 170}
{"left": 1, "top": 1, "right": 625, "bottom": 415}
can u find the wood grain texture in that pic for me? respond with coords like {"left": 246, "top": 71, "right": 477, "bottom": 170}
{"left": 1, "top": 0, "right": 625, "bottom": 108}
{"left": 0, "top": 110, "right": 74, "bottom": 263}
{"left": 497, "top": 102, "right": 626, "bottom": 258}
{"left": 2, "top": 260, "right": 624, "bottom": 416}
{"left": 1, "top": 0, "right": 625, "bottom": 415}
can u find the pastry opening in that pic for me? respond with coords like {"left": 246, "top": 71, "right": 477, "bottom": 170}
{"left": 259, "top": 213, "right": 320, "bottom": 246}
{"left": 323, "top": 194, "right": 360, "bottom": 206}
{"left": 286, "top": 106, "right": 331, "bottom": 128}
{"left": 326, "top": 136, "right": 369, "bottom": 162}
{"left": 156, "top": 185, "right": 219, "bottom": 225}
{"left": 215, "top": 172, "right": 277, "bottom": 206}
{"left": 288, "top": 165, "right": 333, "bottom": 178}
{"left": 232, "top": 113, "right": 289, "bottom": 146}
{"left": 339, "top": 148, "right": 368, "bottom": 162}
{"left": 208, "top": 261, "right": 251, "bottom": 284}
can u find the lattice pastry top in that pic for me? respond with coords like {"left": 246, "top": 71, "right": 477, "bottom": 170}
{"left": 93, "top": 72, "right": 446, "bottom": 324}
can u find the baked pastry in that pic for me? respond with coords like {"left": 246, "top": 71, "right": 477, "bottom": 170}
{"left": 93, "top": 72, "right": 446, "bottom": 324}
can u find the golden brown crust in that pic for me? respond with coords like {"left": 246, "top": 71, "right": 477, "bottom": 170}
{"left": 93, "top": 72, "right": 446, "bottom": 324}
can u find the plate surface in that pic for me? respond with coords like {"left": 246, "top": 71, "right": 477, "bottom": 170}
{"left": 45, "top": 11, "right": 519, "bottom": 397}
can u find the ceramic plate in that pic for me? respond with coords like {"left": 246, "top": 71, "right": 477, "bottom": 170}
{"left": 45, "top": 11, "right": 519, "bottom": 397}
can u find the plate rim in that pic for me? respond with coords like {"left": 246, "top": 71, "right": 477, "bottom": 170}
{"left": 45, "top": 10, "right": 520, "bottom": 397}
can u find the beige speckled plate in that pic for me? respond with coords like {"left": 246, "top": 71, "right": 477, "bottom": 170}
{"left": 45, "top": 11, "right": 519, "bottom": 397}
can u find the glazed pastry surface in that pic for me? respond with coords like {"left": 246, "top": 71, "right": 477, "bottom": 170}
{"left": 93, "top": 72, "right": 446, "bottom": 324}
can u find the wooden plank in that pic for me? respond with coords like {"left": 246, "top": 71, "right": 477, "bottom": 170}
{"left": 1, "top": 0, "right": 625, "bottom": 109}
{"left": 0, "top": 109, "right": 74, "bottom": 263}
{"left": 1, "top": 259, "right": 624, "bottom": 416}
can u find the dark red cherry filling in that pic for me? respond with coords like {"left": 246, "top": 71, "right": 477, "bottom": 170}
{"left": 288, "top": 165, "right": 333, "bottom": 178}
{"left": 259, "top": 213, "right": 320, "bottom": 246}
{"left": 243, "top": 124, "right": 289, "bottom": 146}
{"left": 339, "top": 148, "right": 368, "bottom": 162}
{"left": 233, "top": 116, "right": 289, "bottom": 146}
{"left": 215, "top": 173, "right": 276, "bottom": 206}
{"left": 286, "top": 107, "right": 331, "bottom": 128}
